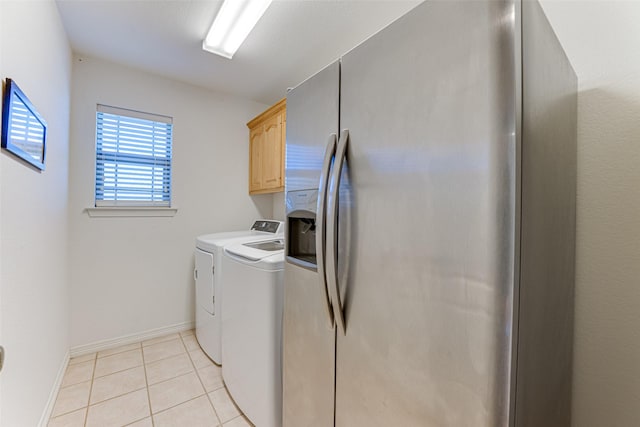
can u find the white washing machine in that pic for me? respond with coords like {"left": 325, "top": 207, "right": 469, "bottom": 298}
{"left": 221, "top": 239, "right": 285, "bottom": 427}
{"left": 194, "top": 220, "right": 283, "bottom": 364}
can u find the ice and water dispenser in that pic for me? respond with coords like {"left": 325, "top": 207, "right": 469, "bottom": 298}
{"left": 286, "top": 189, "right": 319, "bottom": 270}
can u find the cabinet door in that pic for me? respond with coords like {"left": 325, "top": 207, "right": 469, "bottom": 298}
{"left": 249, "top": 127, "right": 263, "bottom": 193}
{"left": 280, "top": 113, "right": 286, "bottom": 189}
{"left": 261, "top": 113, "right": 283, "bottom": 190}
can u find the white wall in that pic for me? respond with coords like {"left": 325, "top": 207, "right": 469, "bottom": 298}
{"left": 0, "top": 4, "right": 4, "bottom": 421}
{"left": 68, "top": 55, "right": 272, "bottom": 348}
{"left": 570, "top": 74, "right": 640, "bottom": 427}
{"left": 0, "top": 1, "right": 71, "bottom": 425}
{"left": 272, "top": 191, "right": 285, "bottom": 220}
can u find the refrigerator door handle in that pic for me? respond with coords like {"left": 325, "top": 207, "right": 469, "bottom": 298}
{"left": 316, "top": 133, "right": 337, "bottom": 328}
{"left": 326, "top": 129, "right": 349, "bottom": 335}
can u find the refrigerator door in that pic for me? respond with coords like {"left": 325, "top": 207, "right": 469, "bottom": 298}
{"left": 283, "top": 61, "right": 339, "bottom": 427}
{"left": 515, "top": 1, "right": 577, "bottom": 425}
{"left": 335, "top": 1, "right": 518, "bottom": 426}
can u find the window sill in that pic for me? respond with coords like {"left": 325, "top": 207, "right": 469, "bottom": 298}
{"left": 85, "top": 207, "right": 178, "bottom": 218}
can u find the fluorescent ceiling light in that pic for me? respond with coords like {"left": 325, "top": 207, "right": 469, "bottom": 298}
{"left": 203, "top": 0, "right": 272, "bottom": 59}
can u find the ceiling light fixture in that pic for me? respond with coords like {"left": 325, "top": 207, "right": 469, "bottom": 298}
{"left": 202, "top": 0, "right": 272, "bottom": 59}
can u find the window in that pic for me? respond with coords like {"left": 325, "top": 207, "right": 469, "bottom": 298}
{"left": 95, "top": 105, "right": 173, "bottom": 207}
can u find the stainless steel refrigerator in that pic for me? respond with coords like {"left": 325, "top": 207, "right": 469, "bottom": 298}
{"left": 283, "top": 1, "right": 577, "bottom": 426}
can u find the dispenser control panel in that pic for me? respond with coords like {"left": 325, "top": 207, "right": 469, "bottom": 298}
{"left": 286, "top": 189, "right": 318, "bottom": 213}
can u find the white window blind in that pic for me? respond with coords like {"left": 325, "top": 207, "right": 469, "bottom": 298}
{"left": 95, "top": 105, "right": 173, "bottom": 207}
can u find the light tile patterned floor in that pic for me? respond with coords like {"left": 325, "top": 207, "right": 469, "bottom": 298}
{"left": 48, "top": 330, "right": 253, "bottom": 427}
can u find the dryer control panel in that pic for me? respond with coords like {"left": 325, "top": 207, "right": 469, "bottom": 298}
{"left": 251, "top": 220, "right": 284, "bottom": 234}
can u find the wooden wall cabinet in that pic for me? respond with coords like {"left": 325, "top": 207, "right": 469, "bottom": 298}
{"left": 247, "top": 98, "right": 286, "bottom": 194}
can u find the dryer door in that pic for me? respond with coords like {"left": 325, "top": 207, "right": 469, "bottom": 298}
{"left": 195, "top": 248, "right": 215, "bottom": 314}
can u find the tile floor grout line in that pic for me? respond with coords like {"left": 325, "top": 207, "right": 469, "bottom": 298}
{"left": 86, "top": 385, "right": 148, "bottom": 408}
{"left": 93, "top": 361, "right": 145, "bottom": 380}
{"left": 93, "top": 347, "right": 145, "bottom": 379}
{"left": 140, "top": 338, "right": 155, "bottom": 426}
{"left": 59, "top": 359, "right": 96, "bottom": 389}
{"left": 146, "top": 366, "right": 195, "bottom": 388}
{"left": 142, "top": 335, "right": 212, "bottom": 421}
{"left": 205, "top": 379, "right": 228, "bottom": 426}
{"left": 84, "top": 351, "right": 98, "bottom": 427}
{"left": 145, "top": 351, "right": 188, "bottom": 367}
{"left": 139, "top": 337, "right": 190, "bottom": 366}
{"left": 147, "top": 370, "right": 204, "bottom": 409}
{"left": 182, "top": 332, "right": 224, "bottom": 426}
{"left": 148, "top": 391, "right": 209, "bottom": 418}
{"left": 217, "top": 385, "right": 249, "bottom": 427}
{"left": 96, "top": 342, "right": 141, "bottom": 360}
{"left": 97, "top": 345, "right": 140, "bottom": 360}
{"left": 145, "top": 338, "right": 219, "bottom": 419}
{"left": 80, "top": 369, "right": 148, "bottom": 421}
{"left": 142, "top": 333, "right": 182, "bottom": 348}
{"left": 47, "top": 383, "right": 92, "bottom": 421}
{"left": 226, "top": 414, "right": 253, "bottom": 427}
{"left": 123, "top": 415, "right": 152, "bottom": 427}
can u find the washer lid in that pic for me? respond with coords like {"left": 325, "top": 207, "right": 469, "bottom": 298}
{"left": 195, "top": 220, "right": 284, "bottom": 252}
{"left": 225, "top": 239, "right": 284, "bottom": 262}
{"left": 197, "top": 230, "right": 255, "bottom": 244}
{"left": 196, "top": 231, "right": 270, "bottom": 252}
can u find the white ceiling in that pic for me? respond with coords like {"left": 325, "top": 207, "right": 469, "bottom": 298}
{"left": 55, "top": 0, "right": 640, "bottom": 105}
{"left": 56, "top": 0, "right": 420, "bottom": 105}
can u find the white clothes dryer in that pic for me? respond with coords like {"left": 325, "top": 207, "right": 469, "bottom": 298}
{"left": 194, "top": 220, "right": 283, "bottom": 364}
{"left": 221, "top": 238, "right": 285, "bottom": 427}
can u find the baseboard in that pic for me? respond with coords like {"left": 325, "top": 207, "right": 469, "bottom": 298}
{"left": 69, "top": 321, "right": 195, "bottom": 358}
{"left": 38, "top": 349, "right": 70, "bottom": 427}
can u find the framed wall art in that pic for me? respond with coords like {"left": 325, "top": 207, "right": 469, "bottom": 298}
{"left": 2, "top": 78, "right": 47, "bottom": 170}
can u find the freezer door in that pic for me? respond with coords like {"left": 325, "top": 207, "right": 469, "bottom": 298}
{"left": 283, "top": 61, "right": 339, "bottom": 427}
{"left": 335, "top": 1, "right": 518, "bottom": 426}
{"left": 515, "top": 1, "right": 577, "bottom": 425}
